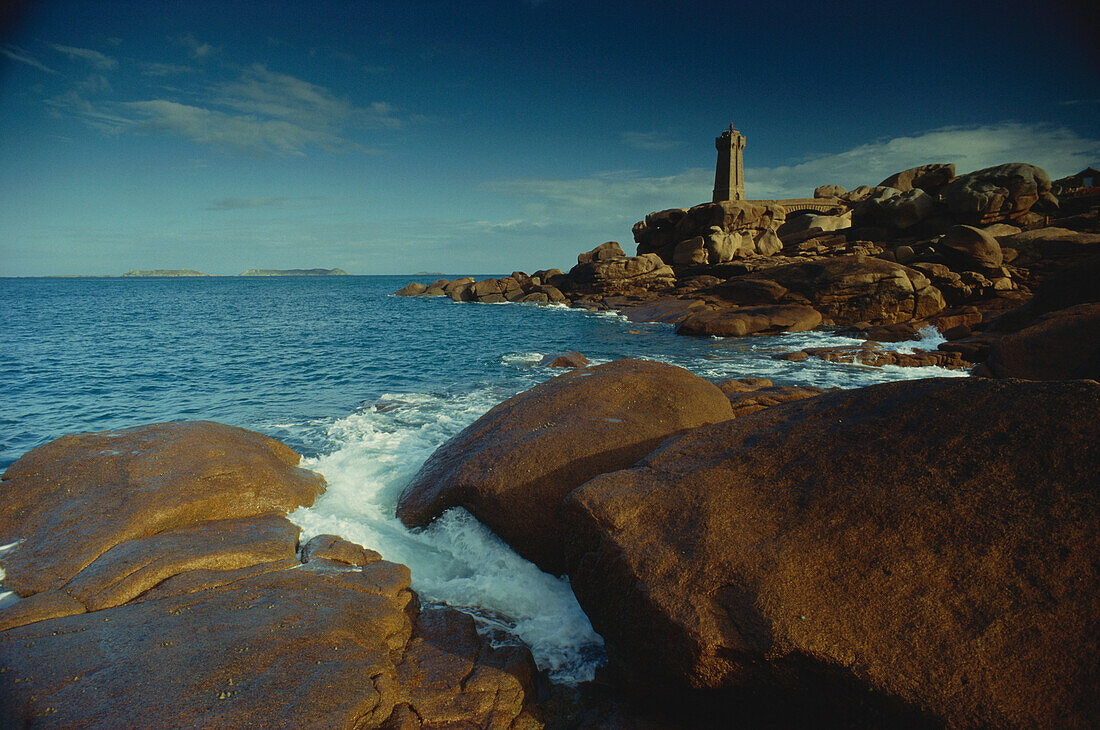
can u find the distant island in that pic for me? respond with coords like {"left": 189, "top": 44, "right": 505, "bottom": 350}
{"left": 122, "top": 269, "right": 207, "bottom": 277}
{"left": 415, "top": 271, "right": 446, "bottom": 276}
{"left": 239, "top": 268, "right": 350, "bottom": 277}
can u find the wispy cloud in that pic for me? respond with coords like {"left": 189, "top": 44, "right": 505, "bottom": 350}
{"left": 1060, "top": 99, "right": 1100, "bottom": 106}
{"left": 47, "top": 43, "right": 118, "bottom": 71}
{"left": 215, "top": 64, "right": 402, "bottom": 132}
{"left": 122, "top": 99, "right": 350, "bottom": 155}
{"left": 207, "top": 196, "right": 325, "bottom": 210}
{"left": 51, "top": 59, "right": 404, "bottom": 155}
{"left": 620, "top": 130, "right": 684, "bottom": 152}
{"left": 0, "top": 44, "right": 59, "bottom": 74}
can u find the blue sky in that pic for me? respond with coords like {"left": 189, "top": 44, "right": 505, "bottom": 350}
{"left": 1, "top": 0, "right": 1098, "bottom": 276}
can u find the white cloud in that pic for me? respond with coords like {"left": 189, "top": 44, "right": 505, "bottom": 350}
{"left": 48, "top": 44, "right": 118, "bottom": 71}
{"left": 0, "top": 44, "right": 59, "bottom": 74}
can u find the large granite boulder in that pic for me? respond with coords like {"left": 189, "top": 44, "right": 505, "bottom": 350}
{"left": 676, "top": 305, "right": 821, "bottom": 338}
{"left": 813, "top": 184, "right": 847, "bottom": 198}
{"left": 731, "top": 255, "right": 945, "bottom": 325}
{"left": 396, "top": 359, "right": 733, "bottom": 574}
{"left": 567, "top": 253, "right": 676, "bottom": 295}
{"left": 394, "top": 282, "right": 428, "bottom": 296}
{"left": 878, "top": 163, "right": 955, "bottom": 195}
{"left": 634, "top": 201, "right": 787, "bottom": 265}
{"left": 941, "top": 163, "right": 1054, "bottom": 225}
{"left": 1030, "top": 254, "right": 1100, "bottom": 314}
{"left": 570, "top": 252, "right": 671, "bottom": 282}
{"left": 995, "top": 227, "right": 1100, "bottom": 276}
{"left": 621, "top": 298, "right": 707, "bottom": 324}
{"left": 0, "top": 421, "right": 326, "bottom": 598}
{"left": 0, "top": 558, "right": 534, "bottom": 728}
{"left": 0, "top": 423, "right": 536, "bottom": 727}
{"left": 563, "top": 378, "right": 1100, "bottom": 728}
{"left": 853, "top": 187, "right": 935, "bottom": 229}
{"left": 578, "top": 241, "right": 625, "bottom": 264}
{"left": 937, "top": 224, "right": 1004, "bottom": 270}
{"left": 776, "top": 212, "right": 851, "bottom": 241}
{"left": 980, "top": 302, "right": 1100, "bottom": 380}
{"left": 675, "top": 200, "right": 785, "bottom": 237}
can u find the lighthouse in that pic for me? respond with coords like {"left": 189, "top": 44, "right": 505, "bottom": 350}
{"left": 713, "top": 125, "right": 746, "bottom": 202}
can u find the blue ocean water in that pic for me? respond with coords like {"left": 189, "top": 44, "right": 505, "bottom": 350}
{"left": 1, "top": 275, "right": 966, "bottom": 681}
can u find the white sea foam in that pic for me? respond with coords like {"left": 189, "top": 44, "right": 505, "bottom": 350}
{"left": 638, "top": 329, "right": 970, "bottom": 389}
{"left": 500, "top": 352, "right": 544, "bottom": 368}
{"left": 876, "top": 325, "right": 949, "bottom": 354}
{"left": 290, "top": 389, "right": 605, "bottom": 684}
{"left": 0, "top": 540, "right": 21, "bottom": 609}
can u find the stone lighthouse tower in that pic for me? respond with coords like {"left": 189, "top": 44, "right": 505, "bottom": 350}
{"left": 713, "top": 125, "right": 746, "bottom": 202}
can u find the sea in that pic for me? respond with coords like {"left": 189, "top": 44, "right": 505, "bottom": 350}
{"left": 0, "top": 275, "right": 968, "bottom": 683}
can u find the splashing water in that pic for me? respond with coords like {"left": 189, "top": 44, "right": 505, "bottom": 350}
{"left": 290, "top": 389, "right": 605, "bottom": 683}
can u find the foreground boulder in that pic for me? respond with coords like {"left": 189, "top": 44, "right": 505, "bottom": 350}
{"left": 396, "top": 359, "right": 734, "bottom": 574}
{"left": 0, "top": 556, "right": 534, "bottom": 728}
{"left": 0, "top": 423, "right": 536, "bottom": 728}
{"left": 564, "top": 378, "right": 1100, "bottom": 728}
{"left": 0, "top": 421, "right": 326, "bottom": 598}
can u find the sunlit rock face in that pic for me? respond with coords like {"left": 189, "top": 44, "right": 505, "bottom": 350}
{"left": 564, "top": 377, "right": 1100, "bottom": 729}
{"left": 0, "top": 422, "right": 536, "bottom": 728}
{"left": 396, "top": 358, "right": 734, "bottom": 575}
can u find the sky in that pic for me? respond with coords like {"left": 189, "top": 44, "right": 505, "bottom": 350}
{"left": 1, "top": 0, "right": 1098, "bottom": 277}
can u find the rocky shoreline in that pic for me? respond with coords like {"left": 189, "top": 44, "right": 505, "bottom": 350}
{"left": 2, "top": 161, "right": 1097, "bottom": 728}
{"left": 396, "top": 161, "right": 1099, "bottom": 381}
